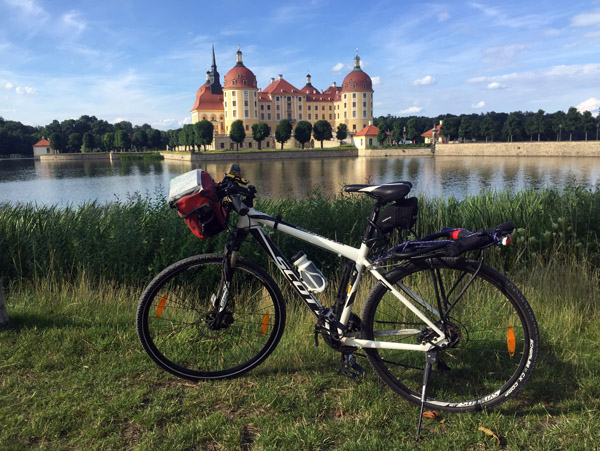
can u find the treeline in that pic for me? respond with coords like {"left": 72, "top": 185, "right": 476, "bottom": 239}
{"left": 375, "top": 107, "right": 600, "bottom": 144}
{"left": 0, "top": 115, "right": 169, "bottom": 156}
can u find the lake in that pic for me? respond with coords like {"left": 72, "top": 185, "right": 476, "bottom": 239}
{"left": 1, "top": 155, "right": 599, "bottom": 207}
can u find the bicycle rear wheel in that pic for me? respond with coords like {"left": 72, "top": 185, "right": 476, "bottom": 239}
{"left": 362, "top": 257, "right": 538, "bottom": 412}
{"left": 137, "top": 254, "right": 286, "bottom": 380}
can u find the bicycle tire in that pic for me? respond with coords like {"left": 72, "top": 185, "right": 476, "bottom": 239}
{"left": 361, "top": 257, "right": 538, "bottom": 412}
{"left": 136, "top": 254, "right": 286, "bottom": 380}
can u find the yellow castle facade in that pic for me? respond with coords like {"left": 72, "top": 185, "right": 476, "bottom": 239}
{"left": 190, "top": 46, "right": 374, "bottom": 148}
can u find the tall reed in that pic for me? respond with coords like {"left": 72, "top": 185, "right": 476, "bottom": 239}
{"left": 1, "top": 188, "right": 599, "bottom": 287}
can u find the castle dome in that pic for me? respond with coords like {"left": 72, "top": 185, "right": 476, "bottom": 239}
{"left": 224, "top": 47, "right": 257, "bottom": 89}
{"left": 341, "top": 51, "right": 373, "bottom": 93}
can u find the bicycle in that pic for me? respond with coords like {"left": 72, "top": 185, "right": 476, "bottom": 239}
{"left": 136, "top": 164, "right": 539, "bottom": 440}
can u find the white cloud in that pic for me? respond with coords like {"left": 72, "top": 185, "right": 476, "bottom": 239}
{"left": 15, "top": 86, "right": 37, "bottom": 95}
{"left": 576, "top": 97, "right": 600, "bottom": 113}
{"left": 4, "top": 82, "right": 14, "bottom": 89}
{"left": 437, "top": 11, "right": 450, "bottom": 22}
{"left": 468, "top": 63, "right": 600, "bottom": 84}
{"left": 398, "top": 106, "right": 423, "bottom": 115}
{"left": 62, "top": 11, "right": 86, "bottom": 34}
{"left": 178, "top": 117, "right": 192, "bottom": 126}
{"left": 487, "top": 82, "right": 506, "bottom": 89}
{"left": 483, "top": 44, "right": 526, "bottom": 64}
{"left": 413, "top": 75, "right": 435, "bottom": 86}
{"left": 571, "top": 9, "right": 600, "bottom": 27}
{"left": 331, "top": 62, "right": 344, "bottom": 72}
{"left": 3, "top": 0, "right": 49, "bottom": 22}
{"left": 472, "top": 100, "right": 485, "bottom": 108}
{"left": 371, "top": 76, "right": 381, "bottom": 85}
{"left": 154, "top": 118, "right": 177, "bottom": 128}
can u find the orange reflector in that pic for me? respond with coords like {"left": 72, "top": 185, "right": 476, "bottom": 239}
{"left": 507, "top": 325, "right": 516, "bottom": 357}
{"left": 156, "top": 294, "right": 167, "bottom": 318}
{"left": 260, "top": 312, "right": 270, "bottom": 335}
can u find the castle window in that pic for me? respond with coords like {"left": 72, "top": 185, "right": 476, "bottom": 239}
{"left": 352, "top": 93, "right": 356, "bottom": 98}
{"left": 232, "top": 80, "right": 236, "bottom": 85}
{"left": 363, "top": 110, "right": 367, "bottom": 118}
{"left": 352, "top": 102, "right": 356, "bottom": 108}
{"left": 245, "top": 110, "right": 249, "bottom": 118}
{"left": 343, "top": 94, "right": 346, "bottom": 99}
{"left": 298, "top": 97, "right": 302, "bottom": 101}
{"left": 243, "top": 80, "right": 247, "bottom": 85}
{"left": 244, "top": 100, "right": 248, "bottom": 107}
{"left": 353, "top": 124, "right": 356, "bottom": 130}
{"left": 275, "top": 96, "right": 279, "bottom": 101}
{"left": 276, "top": 113, "right": 280, "bottom": 120}
{"left": 308, "top": 114, "right": 311, "bottom": 120}
{"left": 221, "top": 142, "right": 225, "bottom": 149}
{"left": 329, "top": 105, "right": 332, "bottom": 110}
{"left": 353, "top": 82, "right": 356, "bottom": 88}
{"left": 363, "top": 82, "right": 366, "bottom": 88}
{"left": 233, "top": 110, "right": 237, "bottom": 118}
{"left": 329, "top": 114, "right": 332, "bottom": 120}
{"left": 363, "top": 102, "right": 366, "bottom": 107}
{"left": 232, "top": 100, "right": 236, "bottom": 107}
{"left": 276, "top": 104, "right": 280, "bottom": 110}
{"left": 260, "top": 105, "right": 264, "bottom": 110}
{"left": 299, "top": 113, "right": 303, "bottom": 120}
{"left": 261, "top": 113, "right": 264, "bottom": 120}
{"left": 308, "top": 105, "right": 311, "bottom": 110}
{"left": 267, "top": 105, "right": 271, "bottom": 110}
{"left": 238, "top": 74, "right": 241, "bottom": 78}
{"left": 268, "top": 113, "right": 271, "bottom": 120}
{"left": 315, "top": 114, "right": 318, "bottom": 119}
{"left": 352, "top": 111, "right": 356, "bottom": 118}
{"left": 363, "top": 93, "right": 367, "bottom": 98}
{"left": 287, "top": 96, "right": 291, "bottom": 101}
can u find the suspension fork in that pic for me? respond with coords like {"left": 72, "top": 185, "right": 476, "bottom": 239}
{"left": 212, "top": 229, "right": 249, "bottom": 313}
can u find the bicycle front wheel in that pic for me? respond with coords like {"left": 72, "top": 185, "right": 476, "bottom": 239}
{"left": 136, "top": 254, "right": 286, "bottom": 380}
{"left": 362, "top": 257, "right": 538, "bottom": 412}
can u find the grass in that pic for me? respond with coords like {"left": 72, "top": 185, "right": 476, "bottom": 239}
{"left": 2, "top": 188, "right": 600, "bottom": 285}
{"left": 1, "top": 258, "right": 599, "bottom": 450}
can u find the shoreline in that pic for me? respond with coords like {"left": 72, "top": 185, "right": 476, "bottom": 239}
{"left": 34, "top": 140, "right": 600, "bottom": 162}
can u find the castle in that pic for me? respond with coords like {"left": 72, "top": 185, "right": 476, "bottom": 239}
{"left": 190, "top": 46, "right": 374, "bottom": 149}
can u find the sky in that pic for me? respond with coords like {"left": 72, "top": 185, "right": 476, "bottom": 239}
{"left": 1, "top": 0, "right": 600, "bottom": 130}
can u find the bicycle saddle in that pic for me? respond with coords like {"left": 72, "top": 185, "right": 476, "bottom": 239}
{"left": 344, "top": 181, "right": 413, "bottom": 202}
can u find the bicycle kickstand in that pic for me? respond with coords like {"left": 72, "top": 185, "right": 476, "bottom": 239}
{"left": 415, "top": 349, "right": 437, "bottom": 442}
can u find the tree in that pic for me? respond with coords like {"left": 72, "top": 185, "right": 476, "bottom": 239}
{"left": 391, "top": 122, "right": 403, "bottom": 145}
{"left": 552, "top": 111, "right": 566, "bottom": 141}
{"left": 532, "top": 109, "right": 546, "bottom": 141}
{"left": 458, "top": 117, "right": 473, "bottom": 142}
{"left": 49, "top": 132, "right": 63, "bottom": 152}
{"left": 406, "top": 118, "right": 419, "bottom": 142}
{"left": 293, "top": 121, "right": 312, "bottom": 149}
{"left": 229, "top": 120, "right": 246, "bottom": 150}
{"left": 502, "top": 113, "right": 521, "bottom": 142}
{"left": 376, "top": 127, "right": 388, "bottom": 146}
{"left": 336, "top": 123, "right": 348, "bottom": 145}
{"left": 147, "top": 129, "right": 162, "bottom": 149}
{"left": 167, "top": 130, "right": 179, "bottom": 150}
{"left": 312, "top": 120, "right": 332, "bottom": 148}
{"left": 114, "top": 130, "right": 131, "bottom": 151}
{"left": 275, "top": 119, "right": 292, "bottom": 149}
{"left": 102, "top": 132, "right": 114, "bottom": 151}
{"left": 582, "top": 111, "right": 595, "bottom": 141}
{"left": 251, "top": 122, "right": 270, "bottom": 150}
{"left": 82, "top": 132, "right": 95, "bottom": 151}
{"left": 480, "top": 116, "right": 495, "bottom": 142}
{"left": 194, "top": 120, "right": 214, "bottom": 151}
{"left": 67, "top": 132, "right": 82, "bottom": 152}
{"left": 440, "top": 115, "right": 459, "bottom": 142}
{"left": 132, "top": 129, "right": 148, "bottom": 151}
{"left": 565, "top": 107, "right": 581, "bottom": 141}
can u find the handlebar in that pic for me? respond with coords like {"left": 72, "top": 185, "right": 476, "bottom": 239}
{"left": 217, "top": 165, "right": 255, "bottom": 216}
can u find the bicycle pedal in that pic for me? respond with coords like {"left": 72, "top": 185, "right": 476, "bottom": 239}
{"left": 337, "top": 354, "right": 365, "bottom": 382}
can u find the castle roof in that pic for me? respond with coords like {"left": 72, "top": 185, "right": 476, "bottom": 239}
{"left": 34, "top": 139, "right": 50, "bottom": 147}
{"left": 263, "top": 77, "right": 301, "bottom": 95}
{"left": 191, "top": 83, "right": 224, "bottom": 112}
{"left": 224, "top": 48, "right": 257, "bottom": 89}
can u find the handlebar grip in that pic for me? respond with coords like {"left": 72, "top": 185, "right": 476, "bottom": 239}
{"left": 484, "top": 221, "right": 514, "bottom": 236}
{"left": 231, "top": 194, "right": 249, "bottom": 216}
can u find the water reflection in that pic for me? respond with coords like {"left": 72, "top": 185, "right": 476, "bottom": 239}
{"left": 1, "top": 155, "right": 600, "bottom": 207}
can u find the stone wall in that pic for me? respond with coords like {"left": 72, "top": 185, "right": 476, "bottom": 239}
{"left": 161, "top": 149, "right": 359, "bottom": 162}
{"left": 39, "top": 153, "right": 118, "bottom": 161}
{"left": 435, "top": 141, "right": 600, "bottom": 157}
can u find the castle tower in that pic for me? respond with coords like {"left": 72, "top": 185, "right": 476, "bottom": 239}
{"left": 223, "top": 46, "right": 259, "bottom": 134}
{"left": 335, "top": 50, "right": 374, "bottom": 133}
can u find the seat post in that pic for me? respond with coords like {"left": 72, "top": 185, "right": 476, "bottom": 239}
{"left": 361, "top": 201, "right": 384, "bottom": 245}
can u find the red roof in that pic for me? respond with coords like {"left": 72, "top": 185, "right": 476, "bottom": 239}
{"left": 342, "top": 69, "right": 373, "bottom": 93}
{"left": 224, "top": 64, "right": 257, "bottom": 89}
{"left": 421, "top": 124, "right": 442, "bottom": 137}
{"left": 354, "top": 125, "right": 379, "bottom": 137}
{"left": 34, "top": 139, "right": 50, "bottom": 147}
{"left": 263, "top": 78, "right": 301, "bottom": 95}
{"left": 190, "top": 83, "right": 224, "bottom": 112}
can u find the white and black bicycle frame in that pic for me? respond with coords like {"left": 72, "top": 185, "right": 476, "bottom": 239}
{"left": 227, "top": 206, "right": 449, "bottom": 353}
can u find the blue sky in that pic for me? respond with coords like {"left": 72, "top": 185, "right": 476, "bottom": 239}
{"left": 1, "top": 0, "right": 599, "bottom": 130}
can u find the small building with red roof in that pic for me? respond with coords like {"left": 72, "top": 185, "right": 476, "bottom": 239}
{"left": 33, "top": 138, "right": 55, "bottom": 158}
{"left": 353, "top": 124, "right": 390, "bottom": 149}
{"left": 421, "top": 121, "right": 444, "bottom": 144}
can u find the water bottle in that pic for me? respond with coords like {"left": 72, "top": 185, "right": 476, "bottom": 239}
{"left": 292, "top": 251, "right": 328, "bottom": 293}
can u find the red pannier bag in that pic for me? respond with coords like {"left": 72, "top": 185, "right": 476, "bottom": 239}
{"left": 174, "top": 171, "right": 227, "bottom": 239}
